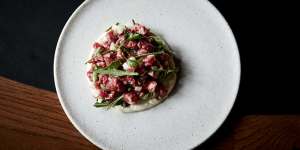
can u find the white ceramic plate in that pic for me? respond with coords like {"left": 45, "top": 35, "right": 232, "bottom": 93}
{"left": 54, "top": 0, "right": 240, "bottom": 149}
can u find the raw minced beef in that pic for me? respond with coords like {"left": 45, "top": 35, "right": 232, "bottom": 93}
{"left": 86, "top": 21, "right": 177, "bottom": 109}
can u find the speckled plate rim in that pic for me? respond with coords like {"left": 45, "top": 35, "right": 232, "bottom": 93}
{"left": 53, "top": 0, "right": 241, "bottom": 149}
{"left": 53, "top": 1, "right": 102, "bottom": 148}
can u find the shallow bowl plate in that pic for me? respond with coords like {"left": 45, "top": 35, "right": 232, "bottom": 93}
{"left": 54, "top": 0, "right": 240, "bottom": 149}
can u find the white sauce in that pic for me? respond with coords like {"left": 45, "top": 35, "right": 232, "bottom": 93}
{"left": 115, "top": 98, "right": 161, "bottom": 112}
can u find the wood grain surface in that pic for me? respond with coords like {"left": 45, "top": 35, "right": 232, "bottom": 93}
{"left": 0, "top": 76, "right": 299, "bottom": 150}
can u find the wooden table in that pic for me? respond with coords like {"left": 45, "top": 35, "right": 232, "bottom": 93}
{"left": 0, "top": 76, "right": 299, "bottom": 150}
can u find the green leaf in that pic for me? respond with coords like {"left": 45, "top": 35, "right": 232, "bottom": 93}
{"left": 136, "top": 51, "right": 165, "bottom": 58}
{"left": 161, "top": 70, "right": 176, "bottom": 81}
{"left": 101, "top": 50, "right": 116, "bottom": 55}
{"left": 95, "top": 48, "right": 103, "bottom": 56}
{"left": 115, "top": 40, "right": 126, "bottom": 50}
{"left": 94, "top": 101, "right": 110, "bottom": 107}
{"left": 124, "top": 32, "right": 130, "bottom": 39}
{"left": 127, "top": 60, "right": 138, "bottom": 67}
{"left": 127, "top": 87, "right": 132, "bottom": 91}
{"left": 127, "top": 33, "right": 143, "bottom": 41}
{"left": 94, "top": 68, "right": 139, "bottom": 76}
{"left": 151, "top": 67, "right": 178, "bottom": 82}
{"left": 106, "top": 61, "right": 122, "bottom": 69}
{"left": 94, "top": 95, "right": 124, "bottom": 109}
{"left": 92, "top": 71, "right": 98, "bottom": 82}
{"left": 149, "top": 35, "right": 164, "bottom": 44}
{"left": 127, "top": 57, "right": 139, "bottom": 67}
{"left": 106, "top": 95, "right": 124, "bottom": 109}
{"left": 149, "top": 35, "right": 172, "bottom": 52}
{"left": 120, "top": 45, "right": 131, "bottom": 52}
{"left": 85, "top": 49, "right": 104, "bottom": 64}
{"left": 151, "top": 66, "right": 159, "bottom": 71}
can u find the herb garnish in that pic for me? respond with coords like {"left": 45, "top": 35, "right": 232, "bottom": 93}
{"left": 127, "top": 33, "right": 143, "bottom": 41}
{"left": 136, "top": 51, "right": 165, "bottom": 58}
{"left": 94, "top": 100, "right": 110, "bottom": 107}
{"left": 127, "top": 57, "right": 139, "bottom": 67}
{"left": 94, "top": 68, "right": 139, "bottom": 76}
{"left": 106, "top": 95, "right": 124, "bottom": 109}
{"left": 94, "top": 95, "right": 124, "bottom": 109}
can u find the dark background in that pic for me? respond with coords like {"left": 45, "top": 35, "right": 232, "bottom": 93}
{"left": 0, "top": 0, "right": 296, "bottom": 149}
